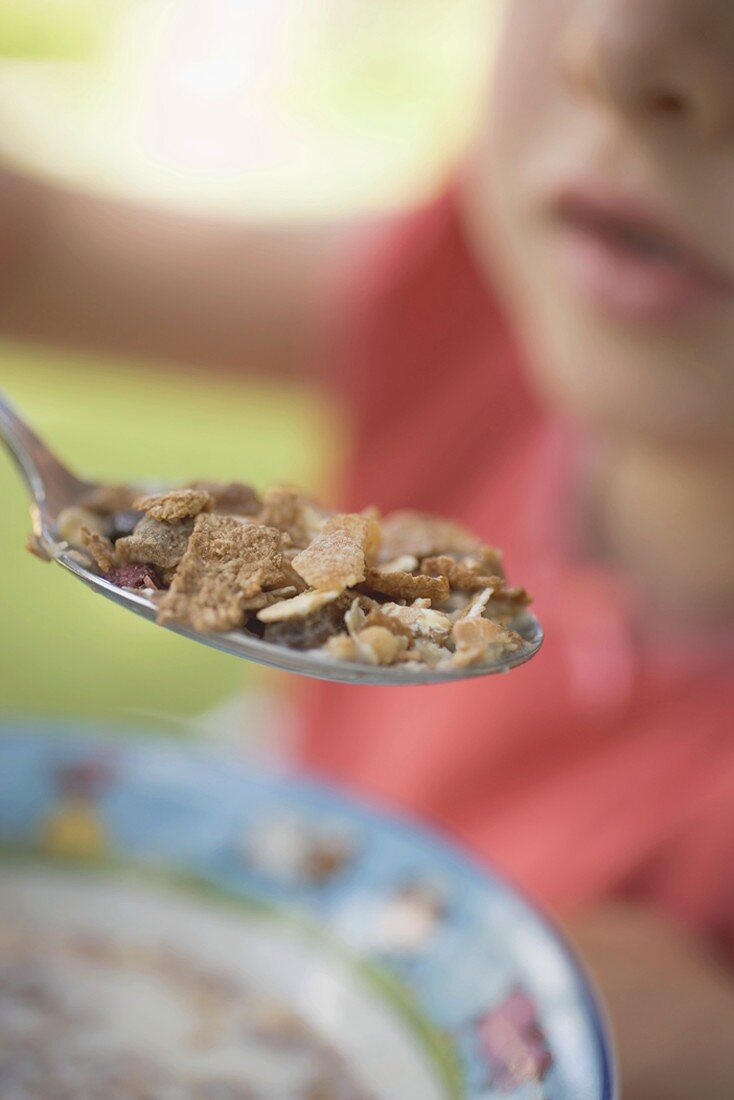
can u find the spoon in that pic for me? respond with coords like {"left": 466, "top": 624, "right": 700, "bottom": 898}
{"left": 1, "top": 391, "right": 542, "bottom": 685}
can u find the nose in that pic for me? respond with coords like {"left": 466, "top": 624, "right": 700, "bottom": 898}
{"left": 562, "top": 0, "right": 734, "bottom": 139}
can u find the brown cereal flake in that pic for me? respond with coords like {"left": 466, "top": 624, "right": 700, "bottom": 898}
{"left": 187, "top": 480, "right": 261, "bottom": 516}
{"left": 134, "top": 488, "right": 213, "bottom": 523}
{"left": 116, "top": 515, "right": 193, "bottom": 571}
{"left": 258, "top": 487, "right": 326, "bottom": 549}
{"left": 362, "top": 567, "right": 450, "bottom": 604}
{"left": 324, "top": 512, "right": 382, "bottom": 565}
{"left": 157, "top": 515, "right": 288, "bottom": 633}
{"left": 274, "top": 556, "right": 310, "bottom": 594}
{"left": 80, "top": 526, "right": 119, "bottom": 572}
{"left": 467, "top": 544, "right": 506, "bottom": 578}
{"left": 496, "top": 584, "right": 532, "bottom": 606}
{"left": 452, "top": 616, "right": 526, "bottom": 669}
{"left": 298, "top": 529, "right": 366, "bottom": 591}
{"left": 239, "top": 586, "right": 298, "bottom": 612}
{"left": 421, "top": 553, "right": 503, "bottom": 593}
{"left": 452, "top": 616, "right": 503, "bottom": 651}
{"left": 484, "top": 586, "right": 532, "bottom": 625}
{"left": 80, "top": 484, "right": 139, "bottom": 515}
{"left": 25, "top": 535, "right": 51, "bottom": 561}
{"left": 452, "top": 621, "right": 525, "bottom": 669}
{"left": 57, "top": 505, "right": 108, "bottom": 546}
{"left": 379, "top": 511, "right": 480, "bottom": 561}
{"left": 45, "top": 475, "right": 531, "bottom": 674}
{"left": 292, "top": 514, "right": 378, "bottom": 592}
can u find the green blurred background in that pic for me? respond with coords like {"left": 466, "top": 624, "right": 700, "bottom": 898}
{"left": 0, "top": 0, "right": 495, "bottom": 730}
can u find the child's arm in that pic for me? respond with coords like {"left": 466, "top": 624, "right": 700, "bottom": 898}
{"left": 567, "top": 903, "right": 734, "bottom": 1100}
{"left": 0, "top": 164, "right": 378, "bottom": 379}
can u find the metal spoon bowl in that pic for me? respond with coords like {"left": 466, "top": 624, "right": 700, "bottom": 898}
{"left": 1, "top": 391, "right": 543, "bottom": 685}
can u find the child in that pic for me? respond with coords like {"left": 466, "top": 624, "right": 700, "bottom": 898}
{"left": 2, "top": 2, "right": 733, "bottom": 1093}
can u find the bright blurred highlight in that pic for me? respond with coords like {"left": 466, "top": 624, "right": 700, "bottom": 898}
{"left": 0, "top": 0, "right": 494, "bottom": 216}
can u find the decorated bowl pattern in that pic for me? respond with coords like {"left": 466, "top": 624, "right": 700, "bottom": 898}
{"left": 0, "top": 726, "right": 615, "bottom": 1100}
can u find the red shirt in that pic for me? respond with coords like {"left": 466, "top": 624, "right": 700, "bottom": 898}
{"left": 300, "top": 194, "right": 734, "bottom": 954}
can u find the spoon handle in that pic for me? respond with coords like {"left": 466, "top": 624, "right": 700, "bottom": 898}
{"left": 0, "top": 389, "right": 87, "bottom": 520}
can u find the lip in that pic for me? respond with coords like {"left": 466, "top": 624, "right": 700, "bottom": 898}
{"left": 547, "top": 183, "right": 733, "bottom": 323}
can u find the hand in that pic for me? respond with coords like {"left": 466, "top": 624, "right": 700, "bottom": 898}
{"left": 565, "top": 903, "right": 734, "bottom": 1100}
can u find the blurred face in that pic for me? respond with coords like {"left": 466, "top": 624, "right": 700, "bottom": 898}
{"left": 465, "top": 0, "right": 734, "bottom": 449}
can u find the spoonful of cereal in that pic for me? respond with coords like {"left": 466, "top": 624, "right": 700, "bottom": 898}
{"left": 1, "top": 391, "right": 542, "bottom": 685}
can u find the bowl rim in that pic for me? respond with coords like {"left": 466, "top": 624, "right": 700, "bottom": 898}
{"left": 0, "top": 721, "right": 617, "bottom": 1100}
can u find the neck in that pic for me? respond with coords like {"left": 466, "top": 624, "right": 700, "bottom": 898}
{"left": 590, "top": 439, "right": 734, "bottom": 625}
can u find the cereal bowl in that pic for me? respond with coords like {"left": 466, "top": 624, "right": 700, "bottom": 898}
{"left": 0, "top": 725, "right": 615, "bottom": 1099}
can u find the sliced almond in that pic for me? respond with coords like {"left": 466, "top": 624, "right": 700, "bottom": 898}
{"left": 376, "top": 554, "right": 419, "bottom": 574}
{"left": 377, "top": 602, "right": 452, "bottom": 641}
{"left": 257, "top": 589, "right": 341, "bottom": 623}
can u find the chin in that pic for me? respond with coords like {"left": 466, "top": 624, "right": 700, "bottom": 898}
{"left": 520, "top": 322, "right": 719, "bottom": 447}
{"left": 535, "top": 357, "right": 729, "bottom": 449}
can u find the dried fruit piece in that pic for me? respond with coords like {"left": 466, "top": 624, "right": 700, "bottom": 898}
{"left": 292, "top": 514, "right": 381, "bottom": 592}
{"left": 134, "top": 488, "right": 213, "bottom": 523}
{"left": 187, "top": 480, "right": 261, "bottom": 516}
{"left": 379, "top": 511, "right": 480, "bottom": 561}
{"left": 362, "top": 567, "right": 450, "bottom": 604}
{"left": 116, "top": 515, "right": 193, "bottom": 571}
{"left": 257, "top": 589, "right": 342, "bottom": 623}
{"left": 157, "top": 515, "right": 288, "bottom": 632}
{"left": 104, "top": 563, "right": 161, "bottom": 590}
{"left": 80, "top": 526, "right": 118, "bottom": 572}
